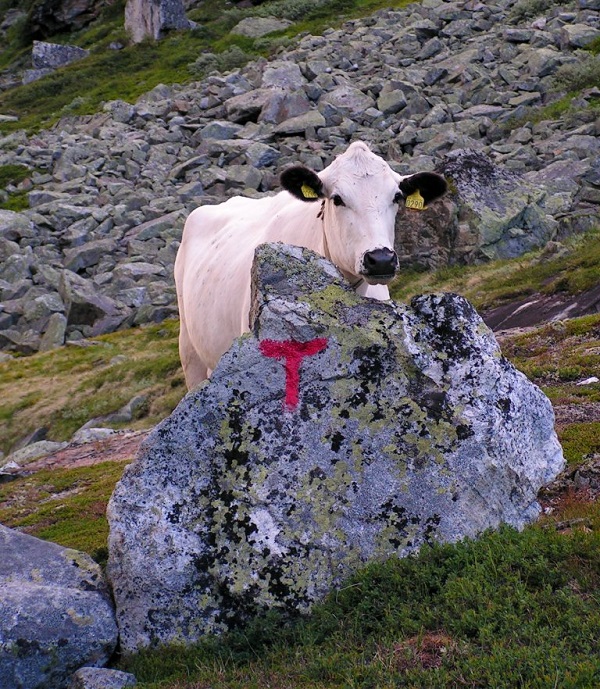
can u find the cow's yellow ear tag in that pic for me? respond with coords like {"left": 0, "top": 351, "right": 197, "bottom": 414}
{"left": 405, "top": 189, "right": 426, "bottom": 210}
{"left": 301, "top": 183, "right": 318, "bottom": 199}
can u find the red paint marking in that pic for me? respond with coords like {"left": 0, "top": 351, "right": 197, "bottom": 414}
{"left": 260, "top": 338, "right": 328, "bottom": 410}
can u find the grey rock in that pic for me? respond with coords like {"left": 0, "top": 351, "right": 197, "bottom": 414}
{"left": 231, "top": 17, "right": 293, "bottom": 38}
{"left": 0, "top": 525, "right": 117, "bottom": 689}
{"left": 526, "top": 47, "right": 569, "bottom": 78}
{"left": 261, "top": 61, "right": 306, "bottom": 90}
{"left": 107, "top": 243, "right": 563, "bottom": 651}
{"left": 125, "top": 0, "right": 195, "bottom": 43}
{"left": 376, "top": 90, "right": 407, "bottom": 115}
{"left": 321, "top": 86, "right": 375, "bottom": 117}
{"left": 64, "top": 238, "right": 118, "bottom": 273}
{"left": 395, "top": 196, "right": 460, "bottom": 270}
{"left": 504, "top": 28, "right": 533, "bottom": 43}
{"left": 0, "top": 250, "right": 34, "bottom": 282}
{"left": 8, "top": 427, "right": 48, "bottom": 454}
{"left": 103, "top": 100, "right": 136, "bottom": 124}
{"left": 0, "top": 327, "right": 41, "bottom": 354}
{"left": 0, "top": 210, "right": 34, "bottom": 241}
{"left": 245, "top": 142, "right": 281, "bottom": 168}
{"left": 71, "top": 427, "right": 117, "bottom": 444}
{"left": 113, "top": 262, "right": 167, "bottom": 281}
{"left": 196, "top": 120, "right": 243, "bottom": 141}
{"left": 32, "top": 41, "right": 89, "bottom": 70}
{"left": 59, "top": 270, "right": 123, "bottom": 327}
{"left": 560, "top": 23, "right": 600, "bottom": 49}
{"left": 2, "top": 440, "right": 68, "bottom": 469}
{"left": 258, "top": 89, "right": 311, "bottom": 125}
{"left": 273, "top": 109, "right": 327, "bottom": 135}
{"left": 23, "top": 291, "right": 64, "bottom": 322}
{"left": 420, "top": 103, "right": 449, "bottom": 127}
{"left": 39, "top": 312, "right": 68, "bottom": 351}
{"left": 439, "top": 149, "right": 558, "bottom": 261}
{"left": 224, "top": 89, "right": 274, "bottom": 123}
{"left": 226, "top": 164, "right": 263, "bottom": 190}
{"left": 68, "top": 667, "right": 137, "bottom": 689}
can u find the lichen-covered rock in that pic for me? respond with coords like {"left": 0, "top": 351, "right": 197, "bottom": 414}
{"left": 437, "top": 149, "right": 559, "bottom": 261}
{"left": 31, "top": 41, "right": 89, "bottom": 70}
{"left": 107, "top": 243, "right": 563, "bottom": 651}
{"left": 68, "top": 667, "right": 137, "bottom": 689}
{"left": 0, "top": 525, "right": 117, "bottom": 689}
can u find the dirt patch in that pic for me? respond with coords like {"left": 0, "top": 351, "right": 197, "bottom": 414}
{"left": 540, "top": 452, "right": 600, "bottom": 515}
{"left": 381, "top": 632, "right": 459, "bottom": 671}
{"left": 20, "top": 429, "right": 149, "bottom": 473}
{"left": 554, "top": 402, "right": 600, "bottom": 428}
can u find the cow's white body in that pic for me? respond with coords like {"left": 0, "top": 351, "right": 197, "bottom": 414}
{"left": 175, "top": 141, "right": 445, "bottom": 388}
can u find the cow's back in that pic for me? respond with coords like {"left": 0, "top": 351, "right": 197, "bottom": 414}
{"left": 175, "top": 192, "right": 323, "bottom": 386}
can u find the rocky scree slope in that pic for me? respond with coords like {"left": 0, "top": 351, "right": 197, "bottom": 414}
{"left": 0, "top": 0, "right": 598, "bottom": 355}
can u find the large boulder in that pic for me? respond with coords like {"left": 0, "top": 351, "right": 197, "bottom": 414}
{"left": 435, "top": 149, "right": 559, "bottom": 262}
{"left": 107, "top": 243, "right": 564, "bottom": 652}
{"left": 124, "top": 0, "right": 195, "bottom": 43}
{"left": 25, "top": 0, "right": 108, "bottom": 39}
{"left": 0, "top": 525, "right": 118, "bottom": 689}
{"left": 31, "top": 41, "right": 89, "bottom": 70}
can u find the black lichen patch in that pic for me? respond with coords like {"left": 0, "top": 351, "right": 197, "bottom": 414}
{"left": 167, "top": 503, "right": 184, "bottom": 524}
{"left": 329, "top": 431, "right": 345, "bottom": 453}
{"left": 347, "top": 343, "right": 396, "bottom": 412}
{"left": 411, "top": 293, "right": 481, "bottom": 364}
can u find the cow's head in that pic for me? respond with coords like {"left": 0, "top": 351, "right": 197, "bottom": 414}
{"left": 281, "top": 142, "right": 447, "bottom": 287}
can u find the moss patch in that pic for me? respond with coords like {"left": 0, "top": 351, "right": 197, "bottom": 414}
{"left": 0, "top": 460, "right": 127, "bottom": 561}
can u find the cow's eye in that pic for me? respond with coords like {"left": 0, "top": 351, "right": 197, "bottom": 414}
{"left": 393, "top": 191, "right": 404, "bottom": 204}
{"left": 332, "top": 194, "right": 345, "bottom": 207}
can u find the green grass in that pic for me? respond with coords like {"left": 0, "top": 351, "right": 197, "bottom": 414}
{"left": 116, "top": 525, "right": 600, "bottom": 688}
{"left": 0, "top": 162, "right": 30, "bottom": 187}
{"left": 499, "top": 314, "right": 600, "bottom": 389}
{"left": 390, "top": 230, "right": 600, "bottom": 312}
{"left": 559, "top": 422, "right": 600, "bottom": 468}
{"left": 0, "top": 319, "right": 185, "bottom": 454}
{"left": 0, "top": 461, "right": 126, "bottom": 562}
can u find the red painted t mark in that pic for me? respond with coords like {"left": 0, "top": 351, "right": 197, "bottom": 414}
{"left": 260, "top": 338, "right": 328, "bottom": 410}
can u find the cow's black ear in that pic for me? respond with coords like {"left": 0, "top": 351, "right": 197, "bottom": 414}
{"left": 280, "top": 165, "right": 324, "bottom": 202}
{"left": 399, "top": 172, "right": 447, "bottom": 204}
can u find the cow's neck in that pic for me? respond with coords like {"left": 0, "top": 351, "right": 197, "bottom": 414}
{"left": 267, "top": 196, "right": 328, "bottom": 256}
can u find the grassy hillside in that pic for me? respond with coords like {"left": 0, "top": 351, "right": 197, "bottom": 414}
{"left": 390, "top": 230, "right": 600, "bottom": 311}
{"left": 1, "top": 0, "right": 598, "bottom": 134}
{"left": 0, "top": 318, "right": 184, "bottom": 455}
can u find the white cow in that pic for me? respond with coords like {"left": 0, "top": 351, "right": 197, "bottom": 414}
{"left": 175, "top": 141, "right": 446, "bottom": 388}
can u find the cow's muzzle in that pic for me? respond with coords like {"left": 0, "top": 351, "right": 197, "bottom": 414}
{"left": 361, "top": 248, "right": 399, "bottom": 284}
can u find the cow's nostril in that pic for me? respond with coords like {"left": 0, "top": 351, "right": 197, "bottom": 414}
{"left": 362, "top": 248, "right": 398, "bottom": 277}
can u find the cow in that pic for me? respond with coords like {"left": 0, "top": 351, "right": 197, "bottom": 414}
{"left": 175, "top": 141, "right": 447, "bottom": 389}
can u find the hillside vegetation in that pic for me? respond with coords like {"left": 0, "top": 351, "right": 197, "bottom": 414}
{"left": 0, "top": 0, "right": 416, "bottom": 133}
